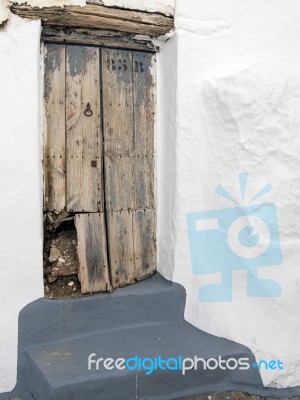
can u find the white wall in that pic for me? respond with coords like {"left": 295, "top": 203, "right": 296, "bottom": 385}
{"left": 100, "top": 0, "right": 175, "bottom": 16}
{"left": 0, "top": 0, "right": 9, "bottom": 25}
{"left": 157, "top": 0, "right": 300, "bottom": 388}
{"left": 157, "top": 35, "right": 177, "bottom": 282}
{"left": 0, "top": 16, "right": 43, "bottom": 392}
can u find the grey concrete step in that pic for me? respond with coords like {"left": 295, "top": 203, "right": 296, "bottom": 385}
{"left": 24, "top": 321, "right": 261, "bottom": 400}
{"left": 18, "top": 274, "right": 186, "bottom": 346}
{"left": 12, "top": 274, "right": 266, "bottom": 400}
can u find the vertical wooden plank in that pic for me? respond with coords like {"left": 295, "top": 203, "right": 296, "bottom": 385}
{"left": 134, "top": 155, "right": 155, "bottom": 210}
{"left": 102, "top": 48, "right": 135, "bottom": 211}
{"left": 133, "top": 52, "right": 155, "bottom": 209}
{"left": 133, "top": 52, "right": 155, "bottom": 156}
{"left": 75, "top": 213, "right": 111, "bottom": 293}
{"left": 106, "top": 211, "right": 135, "bottom": 287}
{"left": 44, "top": 43, "right": 66, "bottom": 212}
{"left": 66, "top": 45, "right": 102, "bottom": 212}
{"left": 132, "top": 52, "right": 157, "bottom": 277}
{"left": 105, "top": 155, "right": 134, "bottom": 212}
{"left": 102, "top": 48, "right": 134, "bottom": 157}
{"left": 133, "top": 209, "right": 156, "bottom": 281}
{"left": 102, "top": 48, "right": 136, "bottom": 288}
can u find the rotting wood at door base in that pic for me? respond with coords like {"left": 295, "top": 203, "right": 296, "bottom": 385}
{"left": 75, "top": 213, "right": 112, "bottom": 294}
{"left": 43, "top": 212, "right": 82, "bottom": 299}
{"left": 46, "top": 211, "right": 74, "bottom": 230}
{"left": 43, "top": 210, "right": 156, "bottom": 299}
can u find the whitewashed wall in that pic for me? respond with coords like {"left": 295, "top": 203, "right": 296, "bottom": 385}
{"left": 0, "top": 16, "right": 43, "bottom": 392}
{"left": 157, "top": 0, "right": 300, "bottom": 388}
{"left": 157, "top": 35, "right": 177, "bottom": 282}
{"left": 100, "top": 0, "right": 174, "bottom": 16}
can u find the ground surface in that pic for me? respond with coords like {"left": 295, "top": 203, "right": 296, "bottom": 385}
{"left": 2, "top": 392, "right": 300, "bottom": 400}
{"left": 180, "top": 392, "right": 300, "bottom": 400}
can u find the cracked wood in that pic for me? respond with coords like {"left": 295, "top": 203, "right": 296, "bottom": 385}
{"left": 102, "top": 48, "right": 156, "bottom": 288}
{"left": 75, "top": 213, "right": 111, "bottom": 293}
{"left": 11, "top": 3, "right": 174, "bottom": 37}
{"left": 44, "top": 44, "right": 66, "bottom": 212}
{"left": 66, "top": 45, "right": 103, "bottom": 212}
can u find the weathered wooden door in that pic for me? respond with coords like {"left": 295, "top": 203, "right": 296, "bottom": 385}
{"left": 44, "top": 43, "right": 156, "bottom": 293}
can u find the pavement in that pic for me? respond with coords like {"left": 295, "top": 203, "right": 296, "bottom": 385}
{"left": 180, "top": 391, "right": 300, "bottom": 400}
{"left": 1, "top": 391, "right": 300, "bottom": 399}
{"left": 4, "top": 391, "right": 300, "bottom": 400}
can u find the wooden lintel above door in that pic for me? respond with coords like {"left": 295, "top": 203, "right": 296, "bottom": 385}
{"left": 10, "top": 3, "right": 175, "bottom": 51}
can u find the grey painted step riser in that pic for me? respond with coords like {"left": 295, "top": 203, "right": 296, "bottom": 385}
{"left": 26, "top": 356, "right": 260, "bottom": 400}
{"left": 23, "top": 320, "right": 261, "bottom": 400}
{"left": 18, "top": 279, "right": 185, "bottom": 347}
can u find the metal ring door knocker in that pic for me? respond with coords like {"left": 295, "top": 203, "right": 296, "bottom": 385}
{"left": 84, "top": 103, "right": 93, "bottom": 117}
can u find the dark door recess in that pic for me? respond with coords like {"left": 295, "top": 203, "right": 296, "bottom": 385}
{"left": 44, "top": 43, "right": 156, "bottom": 293}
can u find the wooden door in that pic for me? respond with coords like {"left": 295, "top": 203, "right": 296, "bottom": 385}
{"left": 44, "top": 43, "right": 156, "bottom": 293}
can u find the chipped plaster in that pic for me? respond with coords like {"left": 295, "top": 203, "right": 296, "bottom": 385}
{"left": 0, "top": 0, "right": 9, "bottom": 25}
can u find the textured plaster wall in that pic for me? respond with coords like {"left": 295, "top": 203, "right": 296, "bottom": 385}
{"left": 99, "top": 0, "right": 175, "bottom": 16}
{"left": 0, "top": 16, "right": 43, "bottom": 392}
{"left": 157, "top": 0, "right": 300, "bottom": 389}
{"left": 157, "top": 36, "right": 177, "bottom": 281}
{"left": 0, "top": 0, "right": 87, "bottom": 26}
{"left": 0, "top": 1, "right": 9, "bottom": 25}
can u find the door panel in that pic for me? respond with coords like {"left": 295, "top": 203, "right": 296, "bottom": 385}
{"left": 102, "top": 49, "right": 134, "bottom": 156}
{"left": 106, "top": 210, "right": 135, "bottom": 288}
{"left": 102, "top": 48, "right": 136, "bottom": 287}
{"left": 104, "top": 155, "right": 135, "bottom": 211}
{"left": 44, "top": 44, "right": 66, "bottom": 212}
{"left": 102, "top": 48, "right": 156, "bottom": 288}
{"left": 133, "top": 209, "right": 156, "bottom": 280}
{"left": 133, "top": 51, "right": 155, "bottom": 156}
{"left": 133, "top": 51, "right": 155, "bottom": 209}
{"left": 66, "top": 45, "right": 102, "bottom": 212}
{"left": 132, "top": 52, "right": 156, "bottom": 280}
{"left": 75, "top": 213, "right": 111, "bottom": 293}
